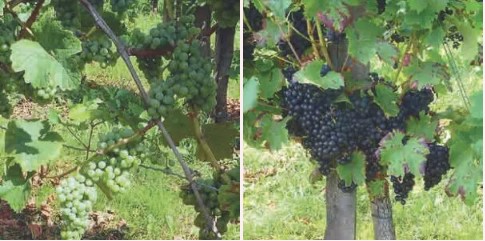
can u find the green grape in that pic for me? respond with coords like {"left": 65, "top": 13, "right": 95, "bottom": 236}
{"left": 57, "top": 174, "right": 97, "bottom": 240}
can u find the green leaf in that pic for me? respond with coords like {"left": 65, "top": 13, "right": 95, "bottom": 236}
{"left": 243, "top": 112, "right": 264, "bottom": 148}
{"left": 347, "top": 19, "right": 382, "bottom": 64}
{"left": 161, "top": 109, "right": 194, "bottom": 145}
{"left": 196, "top": 123, "right": 238, "bottom": 161}
{"left": 33, "top": 14, "right": 82, "bottom": 58}
{"left": 294, "top": 60, "right": 344, "bottom": 89}
{"left": 469, "top": 90, "right": 483, "bottom": 120}
{"left": 336, "top": 151, "right": 366, "bottom": 186}
{"left": 367, "top": 179, "right": 386, "bottom": 199}
{"left": 408, "top": 0, "right": 428, "bottom": 13}
{"left": 10, "top": 40, "right": 81, "bottom": 90}
{"left": 376, "top": 42, "right": 398, "bottom": 63}
{"left": 404, "top": 61, "right": 443, "bottom": 88}
{"left": 405, "top": 112, "right": 438, "bottom": 141}
{"left": 301, "top": 0, "right": 326, "bottom": 19}
{"left": 259, "top": 68, "right": 284, "bottom": 99}
{"left": 261, "top": 115, "right": 289, "bottom": 150}
{"left": 425, "top": 27, "right": 446, "bottom": 50}
{"left": 68, "top": 99, "right": 103, "bottom": 123}
{"left": 0, "top": 165, "right": 31, "bottom": 212}
{"left": 255, "top": 19, "right": 283, "bottom": 46}
{"left": 3, "top": 120, "right": 64, "bottom": 172}
{"left": 263, "top": 0, "right": 291, "bottom": 19}
{"left": 243, "top": 77, "right": 260, "bottom": 113}
{"left": 447, "top": 139, "right": 481, "bottom": 205}
{"left": 373, "top": 84, "right": 399, "bottom": 117}
{"left": 379, "top": 131, "right": 429, "bottom": 177}
{"left": 455, "top": 22, "right": 481, "bottom": 62}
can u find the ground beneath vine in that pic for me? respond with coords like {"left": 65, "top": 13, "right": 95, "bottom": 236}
{"left": 0, "top": 200, "right": 128, "bottom": 240}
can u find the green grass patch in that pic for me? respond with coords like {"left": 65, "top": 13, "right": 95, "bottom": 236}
{"left": 243, "top": 144, "right": 483, "bottom": 240}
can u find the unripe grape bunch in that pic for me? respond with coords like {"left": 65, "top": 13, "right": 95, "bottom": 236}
{"left": 56, "top": 175, "right": 97, "bottom": 240}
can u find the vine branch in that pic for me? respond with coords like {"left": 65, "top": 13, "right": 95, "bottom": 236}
{"left": 78, "top": 0, "right": 220, "bottom": 237}
{"left": 18, "top": 0, "right": 44, "bottom": 38}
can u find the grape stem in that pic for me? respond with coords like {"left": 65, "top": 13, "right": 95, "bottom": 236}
{"left": 393, "top": 34, "right": 414, "bottom": 86}
{"left": 78, "top": 0, "right": 221, "bottom": 238}
{"left": 18, "top": 0, "right": 44, "bottom": 38}
{"left": 315, "top": 22, "right": 335, "bottom": 70}
{"left": 306, "top": 20, "right": 322, "bottom": 60}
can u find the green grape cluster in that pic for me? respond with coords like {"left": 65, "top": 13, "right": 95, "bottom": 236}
{"left": 79, "top": 37, "right": 118, "bottom": 68}
{"left": 130, "top": 15, "right": 200, "bottom": 82}
{"left": 0, "top": 13, "right": 18, "bottom": 64}
{"left": 207, "top": 0, "right": 240, "bottom": 28}
{"left": 147, "top": 80, "right": 176, "bottom": 119}
{"left": 56, "top": 175, "right": 97, "bottom": 240}
{"left": 168, "top": 40, "right": 216, "bottom": 112}
{"left": 132, "top": 15, "right": 199, "bottom": 50}
{"left": 51, "top": 0, "right": 80, "bottom": 29}
{"left": 110, "top": 0, "right": 135, "bottom": 13}
{"left": 36, "top": 86, "right": 58, "bottom": 100}
{"left": 83, "top": 126, "right": 145, "bottom": 193}
{"left": 179, "top": 166, "right": 240, "bottom": 239}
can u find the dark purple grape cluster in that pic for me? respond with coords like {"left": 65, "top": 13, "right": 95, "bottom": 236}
{"left": 424, "top": 143, "right": 451, "bottom": 190}
{"left": 281, "top": 69, "right": 440, "bottom": 196}
{"left": 376, "top": 0, "right": 386, "bottom": 14}
{"left": 338, "top": 180, "right": 358, "bottom": 193}
{"left": 243, "top": 3, "right": 263, "bottom": 61}
{"left": 281, "top": 82, "right": 389, "bottom": 184}
{"left": 445, "top": 26, "right": 464, "bottom": 49}
{"left": 390, "top": 173, "right": 415, "bottom": 205}
{"left": 438, "top": 7, "right": 453, "bottom": 22}
{"left": 278, "top": 8, "right": 323, "bottom": 58}
{"left": 243, "top": 3, "right": 263, "bottom": 32}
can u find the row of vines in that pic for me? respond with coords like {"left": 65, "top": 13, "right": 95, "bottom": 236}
{"left": 1, "top": 0, "right": 240, "bottom": 239}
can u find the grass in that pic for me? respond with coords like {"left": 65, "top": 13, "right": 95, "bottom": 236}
{"left": 243, "top": 144, "right": 483, "bottom": 240}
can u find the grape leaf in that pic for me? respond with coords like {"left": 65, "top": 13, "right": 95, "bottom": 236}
{"left": 447, "top": 140, "right": 481, "bottom": 205}
{"left": 294, "top": 60, "right": 344, "bottom": 89}
{"left": 68, "top": 99, "right": 103, "bottom": 123}
{"left": 3, "top": 120, "right": 64, "bottom": 172}
{"left": 404, "top": 61, "right": 442, "bottom": 88}
{"left": 243, "top": 77, "right": 260, "bottom": 113}
{"left": 0, "top": 165, "right": 32, "bottom": 212}
{"left": 261, "top": 115, "right": 289, "bottom": 150}
{"left": 373, "top": 84, "right": 399, "bottom": 117}
{"left": 33, "top": 14, "right": 82, "bottom": 58}
{"left": 405, "top": 112, "right": 438, "bottom": 142}
{"left": 376, "top": 41, "right": 398, "bottom": 63}
{"left": 456, "top": 22, "right": 482, "bottom": 62}
{"left": 425, "top": 27, "right": 446, "bottom": 50}
{"left": 347, "top": 19, "right": 382, "bottom": 64}
{"left": 10, "top": 40, "right": 81, "bottom": 90}
{"left": 259, "top": 68, "right": 284, "bottom": 99}
{"left": 408, "top": 0, "right": 428, "bottom": 13}
{"left": 469, "top": 90, "right": 483, "bottom": 120}
{"left": 255, "top": 19, "right": 282, "bottom": 46}
{"left": 379, "top": 131, "right": 429, "bottom": 177}
{"left": 161, "top": 109, "right": 194, "bottom": 145}
{"left": 262, "top": 0, "right": 291, "bottom": 19}
{"left": 336, "top": 151, "right": 366, "bottom": 186}
{"left": 196, "top": 123, "right": 238, "bottom": 161}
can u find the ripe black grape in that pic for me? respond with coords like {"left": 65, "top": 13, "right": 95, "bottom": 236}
{"left": 390, "top": 173, "right": 415, "bottom": 205}
{"left": 243, "top": 2, "right": 263, "bottom": 32}
{"left": 376, "top": 0, "right": 386, "bottom": 14}
{"left": 424, "top": 143, "right": 451, "bottom": 190}
{"left": 444, "top": 26, "right": 464, "bottom": 49}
